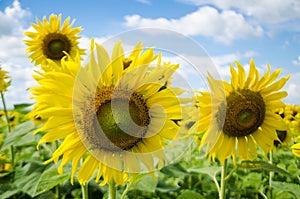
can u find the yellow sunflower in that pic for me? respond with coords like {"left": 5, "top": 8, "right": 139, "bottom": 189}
{"left": 31, "top": 40, "right": 184, "bottom": 186}
{"left": 283, "top": 104, "right": 300, "bottom": 135}
{"left": 291, "top": 137, "right": 300, "bottom": 157}
{"left": 273, "top": 107, "right": 293, "bottom": 148}
{"left": 0, "top": 154, "right": 11, "bottom": 175}
{"left": 0, "top": 68, "right": 11, "bottom": 92}
{"left": 24, "top": 14, "right": 85, "bottom": 71}
{"left": 197, "top": 59, "right": 290, "bottom": 163}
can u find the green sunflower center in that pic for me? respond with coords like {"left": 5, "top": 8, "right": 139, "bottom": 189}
{"left": 42, "top": 33, "right": 71, "bottom": 60}
{"left": 217, "top": 89, "right": 266, "bottom": 137}
{"left": 86, "top": 87, "right": 150, "bottom": 152}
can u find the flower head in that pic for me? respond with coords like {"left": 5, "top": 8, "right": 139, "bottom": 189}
{"left": 31, "top": 40, "right": 184, "bottom": 186}
{"left": 197, "top": 59, "right": 290, "bottom": 163}
{"left": 0, "top": 68, "right": 11, "bottom": 92}
{"left": 24, "top": 14, "right": 85, "bottom": 71}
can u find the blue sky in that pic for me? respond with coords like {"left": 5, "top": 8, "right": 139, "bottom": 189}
{"left": 0, "top": 0, "right": 300, "bottom": 107}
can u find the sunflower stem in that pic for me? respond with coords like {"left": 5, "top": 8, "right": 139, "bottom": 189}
{"left": 1, "top": 92, "right": 14, "bottom": 166}
{"left": 1, "top": 92, "right": 11, "bottom": 132}
{"left": 81, "top": 183, "right": 88, "bottom": 199}
{"left": 109, "top": 179, "right": 116, "bottom": 199}
{"left": 120, "top": 181, "right": 133, "bottom": 199}
{"left": 55, "top": 183, "right": 61, "bottom": 199}
{"left": 219, "top": 159, "right": 228, "bottom": 199}
{"left": 269, "top": 151, "right": 273, "bottom": 199}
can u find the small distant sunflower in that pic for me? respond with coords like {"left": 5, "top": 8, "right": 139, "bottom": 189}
{"left": 0, "top": 154, "right": 11, "bottom": 176}
{"left": 291, "top": 137, "right": 300, "bottom": 157}
{"left": 197, "top": 59, "right": 290, "bottom": 163}
{"left": 273, "top": 107, "right": 293, "bottom": 148}
{"left": 24, "top": 14, "right": 85, "bottom": 71}
{"left": 0, "top": 68, "right": 11, "bottom": 92}
{"left": 31, "top": 40, "right": 183, "bottom": 186}
{"left": 283, "top": 104, "right": 300, "bottom": 135}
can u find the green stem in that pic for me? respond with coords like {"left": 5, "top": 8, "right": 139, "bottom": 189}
{"left": 120, "top": 182, "right": 133, "bottom": 199}
{"left": 269, "top": 151, "right": 273, "bottom": 199}
{"left": 1, "top": 92, "right": 11, "bottom": 132}
{"left": 1, "top": 92, "right": 14, "bottom": 166}
{"left": 56, "top": 184, "right": 61, "bottom": 199}
{"left": 81, "top": 183, "right": 88, "bottom": 199}
{"left": 109, "top": 179, "right": 116, "bottom": 199}
{"left": 219, "top": 159, "right": 228, "bottom": 199}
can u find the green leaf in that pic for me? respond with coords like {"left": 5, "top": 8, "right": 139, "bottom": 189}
{"left": 34, "top": 191, "right": 56, "bottom": 199}
{"left": 241, "top": 173, "right": 262, "bottom": 190}
{"left": 272, "top": 181, "right": 300, "bottom": 198}
{"left": 156, "top": 180, "right": 179, "bottom": 193}
{"left": 13, "top": 161, "right": 69, "bottom": 197}
{"left": 34, "top": 165, "right": 70, "bottom": 196}
{"left": 131, "top": 175, "right": 157, "bottom": 193}
{"left": 0, "top": 175, "right": 19, "bottom": 199}
{"left": 1, "top": 121, "right": 38, "bottom": 150}
{"left": 187, "top": 166, "right": 222, "bottom": 179}
{"left": 237, "top": 160, "right": 292, "bottom": 176}
{"left": 177, "top": 190, "right": 205, "bottom": 199}
{"left": 161, "top": 163, "right": 191, "bottom": 177}
{"left": 14, "top": 161, "right": 47, "bottom": 197}
{"left": 13, "top": 103, "right": 33, "bottom": 114}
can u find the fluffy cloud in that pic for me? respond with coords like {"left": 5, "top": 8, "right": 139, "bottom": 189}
{"left": 284, "top": 72, "right": 300, "bottom": 104}
{"left": 292, "top": 56, "right": 300, "bottom": 66}
{"left": 124, "top": 6, "right": 263, "bottom": 44}
{"left": 0, "top": 0, "right": 30, "bottom": 36}
{"left": 0, "top": 1, "right": 35, "bottom": 108}
{"left": 178, "top": 0, "right": 300, "bottom": 24}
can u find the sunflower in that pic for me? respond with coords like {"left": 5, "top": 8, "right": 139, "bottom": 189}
{"left": 0, "top": 68, "right": 10, "bottom": 92}
{"left": 283, "top": 104, "right": 300, "bottom": 135}
{"left": 31, "top": 40, "right": 184, "bottom": 186}
{"left": 197, "top": 59, "right": 290, "bottom": 163}
{"left": 0, "top": 154, "right": 11, "bottom": 175}
{"left": 291, "top": 137, "right": 300, "bottom": 157}
{"left": 273, "top": 107, "right": 293, "bottom": 148}
{"left": 24, "top": 14, "right": 85, "bottom": 71}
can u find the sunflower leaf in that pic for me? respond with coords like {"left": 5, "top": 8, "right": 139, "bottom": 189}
{"left": 13, "top": 161, "right": 69, "bottom": 197}
{"left": 237, "top": 160, "right": 292, "bottom": 176}
{"left": 131, "top": 175, "right": 157, "bottom": 193}
{"left": 272, "top": 181, "right": 300, "bottom": 198}
{"left": 177, "top": 190, "right": 205, "bottom": 199}
{"left": 34, "top": 165, "right": 70, "bottom": 196}
{"left": 13, "top": 103, "right": 33, "bottom": 114}
{"left": 1, "top": 121, "right": 38, "bottom": 150}
{"left": 161, "top": 162, "right": 191, "bottom": 177}
{"left": 187, "top": 166, "right": 222, "bottom": 179}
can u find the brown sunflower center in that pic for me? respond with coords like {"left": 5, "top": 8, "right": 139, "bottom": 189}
{"left": 123, "top": 58, "right": 132, "bottom": 70}
{"left": 274, "top": 130, "right": 287, "bottom": 147}
{"left": 83, "top": 87, "right": 150, "bottom": 152}
{"left": 216, "top": 89, "right": 266, "bottom": 137}
{"left": 42, "top": 33, "right": 71, "bottom": 60}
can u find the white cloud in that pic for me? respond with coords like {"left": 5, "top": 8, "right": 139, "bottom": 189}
{"left": 292, "top": 56, "right": 300, "bottom": 66}
{"left": 124, "top": 6, "right": 263, "bottom": 44}
{"left": 178, "top": 0, "right": 300, "bottom": 24}
{"left": 0, "top": 0, "right": 30, "bottom": 36}
{"left": 284, "top": 72, "right": 300, "bottom": 104}
{"left": 0, "top": 0, "right": 34, "bottom": 108}
{"left": 135, "top": 0, "right": 151, "bottom": 5}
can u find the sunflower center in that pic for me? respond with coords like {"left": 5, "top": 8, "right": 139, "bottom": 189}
{"left": 274, "top": 130, "right": 287, "bottom": 147}
{"left": 84, "top": 87, "right": 150, "bottom": 152}
{"left": 42, "top": 33, "right": 71, "bottom": 60}
{"left": 217, "top": 89, "right": 266, "bottom": 137}
{"left": 123, "top": 58, "right": 132, "bottom": 70}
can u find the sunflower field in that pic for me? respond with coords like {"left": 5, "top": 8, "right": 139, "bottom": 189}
{"left": 0, "top": 14, "right": 300, "bottom": 199}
